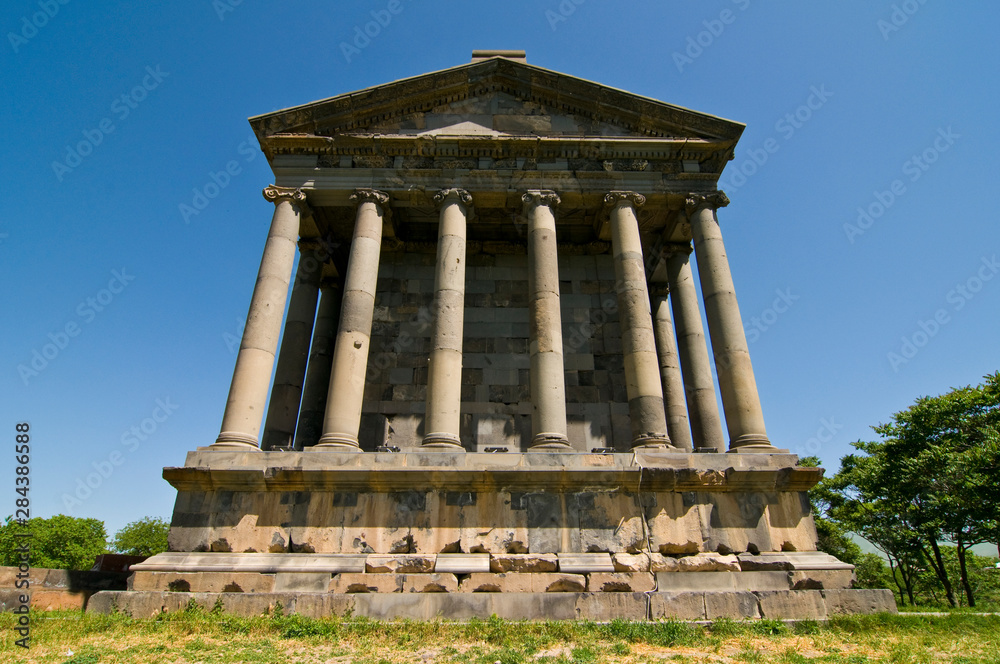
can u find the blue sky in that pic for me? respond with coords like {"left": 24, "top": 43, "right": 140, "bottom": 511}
{"left": 2, "top": 0, "right": 998, "bottom": 539}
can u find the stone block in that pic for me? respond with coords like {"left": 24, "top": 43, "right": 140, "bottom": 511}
{"left": 435, "top": 554, "right": 490, "bottom": 573}
{"left": 676, "top": 553, "right": 741, "bottom": 572}
{"left": 755, "top": 590, "right": 827, "bottom": 620}
{"left": 574, "top": 592, "right": 649, "bottom": 620}
{"left": 649, "top": 592, "right": 706, "bottom": 620}
{"left": 557, "top": 553, "right": 614, "bottom": 573}
{"left": 822, "top": 589, "right": 897, "bottom": 615}
{"left": 705, "top": 591, "right": 761, "bottom": 619}
{"left": 589, "top": 572, "right": 655, "bottom": 592}
{"left": 129, "top": 571, "right": 276, "bottom": 593}
{"left": 459, "top": 573, "right": 587, "bottom": 593}
{"left": 612, "top": 553, "right": 650, "bottom": 572}
{"left": 790, "top": 569, "right": 854, "bottom": 590}
{"left": 655, "top": 571, "right": 790, "bottom": 593}
{"left": 365, "top": 555, "right": 435, "bottom": 574}
{"left": 330, "top": 573, "right": 456, "bottom": 593}
{"left": 648, "top": 553, "right": 680, "bottom": 572}
{"left": 272, "top": 572, "right": 330, "bottom": 593}
{"left": 490, "top": 554, "right": 558, "bottom": 573}
{"left": 27, "top": 589, "right": 88, "bottom": 611}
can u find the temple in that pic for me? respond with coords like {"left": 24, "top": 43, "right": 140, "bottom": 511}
{"left": 95, "top": 51, "right": 895, "bottom": 620}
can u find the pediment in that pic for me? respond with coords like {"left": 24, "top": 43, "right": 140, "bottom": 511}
{"left": 250, "top": 57, "right": 743, "bottom": 144}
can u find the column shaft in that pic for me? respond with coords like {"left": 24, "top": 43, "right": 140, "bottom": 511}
{"left": 316, "top": 189, "right": 388, "bottom": 450}
{"left": 664, "top": 245, "right": 726, "bottom": 452}
{"left": 422, "top": 189, "right": 470, "bottom": 448}
{"left": 524, "top": 191, "right": 570, "bottom": 449}
{"left": 261, "top": 245, "right": 322, "bottom": 450}
{"left": 294, "top": 281, "right": 341, "bottom": 449}
{"left": 605, "top": 191, "right": 673, "bottom": 449}
{"left": 688, "top": 192, "right": 774, "bottom": 451}
{"left": 650, "top": 286, "right": 693, "bottom": 451}
{"left": 214, "top": 186, "right": 308, "bottom": 449}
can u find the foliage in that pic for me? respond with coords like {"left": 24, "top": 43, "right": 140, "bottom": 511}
{"left": 823, "top": 371, "right": 1000, "bottom": 608}
{"left": 110, "top": 516, "right": 170, "bottom": 556}
{"left": 0, "top": 514, "right": 107, "bottom": 570}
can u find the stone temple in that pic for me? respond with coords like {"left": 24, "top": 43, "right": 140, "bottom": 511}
{"left": 96, "top": 51, "right": 895, "bottom": 620}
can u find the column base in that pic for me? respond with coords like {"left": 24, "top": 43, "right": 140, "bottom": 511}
{"left": 631, "top": 433, "right": 677, "bottom": 450}
{"left": 211, "top": 432, "right": 261, "bottom": 450}
{"left": 421, "top": 433, "right": 464, "bottom": 449}
{"left": 312, "top": 433, "right": 363, "bottom": 451}
{"left": 529, "top": 433, "right": 572, "bottom": 450}
{"left": 728, "top": 433, "right": 785, "bottom": 453}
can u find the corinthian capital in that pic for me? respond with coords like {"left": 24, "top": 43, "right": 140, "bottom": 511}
{"left": 685, "top": 191, "right": 730, "bottom": 215}
{"left": 263, "top": 186, "right": 311, "bottom": 215}
{"left": 433, "top": 188, "right": 473, "bottom": 207}
{"left": 521, "top": 190, "right": 561, "bottom": 212}
{"left": 603, "top": 190, "right": 647, "bottom": 209}
{"left": 349, "top": 188, "right": 390, "bottom": 207}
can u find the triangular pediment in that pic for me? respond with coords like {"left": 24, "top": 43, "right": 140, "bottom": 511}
{"left": 250, "top": 57, "right": 743, "bottom": 144}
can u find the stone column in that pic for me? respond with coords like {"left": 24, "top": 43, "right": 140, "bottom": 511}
{"left": 293, "top": 279, "right": 341, "bottom": 449}
{"left": 422, "top": 188, "right": 471, "bottom": 448}
{"left": 604, "top": 191, "right": 673, "bottom": 449}
{"left": 663, "top": 243, "right": 726, "bottom": 452}
{"left": 687, "top": 192, "right": 775, "bottom": 451}
{"left": 523, "top": 190, "right": 571, "bottom": 449}
{"left": 214, "top": 186, "right": 309, "bottom": 449}
{"left": 649, "top": 283, "right": 693, "bottom": 451}
{"left": 261, "top": 242, "right": 323, "bottom": 450}
{"left": 315, "top": 189, "right": 388, "bottom": 450}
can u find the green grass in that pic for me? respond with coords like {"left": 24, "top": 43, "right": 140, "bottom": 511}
{"left": 0, "top": 609, "right": 997, "bottom": 663}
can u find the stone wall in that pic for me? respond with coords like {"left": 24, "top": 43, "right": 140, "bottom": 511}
{"left": 362, "top": 250, "right": 630, "bottom": 452}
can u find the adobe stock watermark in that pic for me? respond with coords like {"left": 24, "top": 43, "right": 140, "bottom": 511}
{"left": 7, "top": 0, "right": 71, "bottom": 54}
{"left": 17, "top": 269, "right": 135, "bottom": 385}
{"left": 791, "top": 417, "right": 843, "bottom": 458}
{"left": 672, "top": 0, "right": 752, "bottom": 74}
{"left": 544, "top": 0, "right": 589, "bottom": 31}
{"left": 51, "top": 65, "right": 170, "bottom": 182}
{"left": 179, "top": 131, "right": 261, "bottom": 224}
{"left": 878, "top": 0, "right": 930, "bottom": 41}
{"left": 340, "top": 0, "right": 410, "bottom": 64}
{"left": 719, "top": 85, "right": 833, "bottom": 193}
{"left": 61, "top": 398, "right": 179, "bottom": 511}
{"left": 843, "top": 126, "right": 959, "bottom": 244}
{"left": 211, "top": 0, "right": 244, "bottom": 21}
{"left": 887, "top": 254, "right": 999, "bottom": 372}
{"left": 744, "top": 288, "right": 799, "bottom": 344}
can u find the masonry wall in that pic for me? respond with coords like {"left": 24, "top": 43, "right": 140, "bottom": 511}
{"left": 359, "top": 250, "right": 632, "bottom": 452}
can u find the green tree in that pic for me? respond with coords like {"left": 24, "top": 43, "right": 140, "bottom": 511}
{"left": 0, "top": 515, "right": 107, "bottom": 570}
{"left": 110, "top": 517, "right": 170, "bottom": 556}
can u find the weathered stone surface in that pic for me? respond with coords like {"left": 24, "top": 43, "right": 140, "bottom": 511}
{"left": 272, "top": 572, "right": 330, "bottom": 593}
{"left": 589, "top": 572, "right": 655, "bottom": 592}
{"left": 129, "top": 571, "right": 276, "bottom": 593}
{"left": 705, "top": 591, "right": 760, "bottom": 619}
{"left": 790, "top": 569, "right": 854, "bottom": 590}
{"left": 557, "top": 553, "right": 614, "bottom": 573}
{"left": 676, "top": 553, "right": 740, "bottom": 572}
{"left": 612, "top": 553, "right": 650, "bottom": 572}
{"left": 823, "top": 589, "right": 897, "bottom": 615}
{"left": 755, "top": 590, "right": 827, "bottom": 620}
{"left": 648, "top": 553, "right": 680, "bottom": 572}
{"left": 490, "top": 554, "right": 558, "bottom": 573}
{"left": 649, "top": 592, "right": 707, "bottom": 620}
{"left": 574, "top": 592, "right": 649, "bottom": 620}
{"left": 459, "top": 573, "right": 586, "bottom": 593}
{"left": 656, "top": 571, "right": 790, "bottom": 592}
{"left": 330, "top": 573, "right": 458, "bottom": 593}
{"left": 365, "top": 555, "right": 436, "bottom": 574}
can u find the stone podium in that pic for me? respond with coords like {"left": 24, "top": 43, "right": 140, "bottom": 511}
{"left": 92, "top": 51, "right": 894, "bottom": 620}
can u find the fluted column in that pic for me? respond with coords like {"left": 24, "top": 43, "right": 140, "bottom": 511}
{"left": 422, "top": 188, "right": 470, "bottom": 448}
{"left": 604, "top": 191, "right": 673, "bottom": 449}
{"left": 293, "top": 279, "right": 341, "bottom": 449}
{"left": 315, "top": 189, "right": 388, "bottom": 450}
{"left": 649, "top": 283, "right": 693, "bottom": 451}
{"left": 524, "top": 190, "right": 571, "bottom": 449}
{"left": 663, "top": 243, "right": 726, "bottom": 452}
{"left": 688, "top": 192, "right": 775, "bottom": 452}
{"left": 261, "top": 242, "right": 323, "bottom": 450}
{"left": 214, "top": 186, "right": 309, "bottom": 449}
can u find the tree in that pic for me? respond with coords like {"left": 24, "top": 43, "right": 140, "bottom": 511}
{"left": 110, "top": 517, "right": 170, "bottom": 557}
{"left": 0, "top": 515, "right": 107, "bottom": 570}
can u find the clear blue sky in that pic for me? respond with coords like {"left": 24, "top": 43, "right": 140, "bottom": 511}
{"left": 2, "top": 0, "right": 998, "bottom": 538}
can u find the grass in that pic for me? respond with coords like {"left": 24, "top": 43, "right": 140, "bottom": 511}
{"left": 1, "top": 608, "right": 998, "bottom": 663}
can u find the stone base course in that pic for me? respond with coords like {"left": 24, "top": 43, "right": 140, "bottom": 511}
{"left": 85, "top": 588, "right": 896, "bottom": 621}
